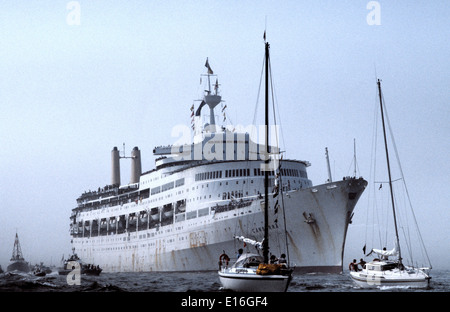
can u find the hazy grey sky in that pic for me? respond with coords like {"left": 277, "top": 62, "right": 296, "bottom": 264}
{"left": 0, "top": 1, "right": 448, "bottom": 270}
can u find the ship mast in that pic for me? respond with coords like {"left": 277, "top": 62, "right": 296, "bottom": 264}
{"left": 203, "top": 58, "right": 221, "bottom": 132}
{"left": 377, "top": 79, "right": 402, "bottom": 266}
{"left": 325, "top": 147, "right": 332, "bottom": 182}
{"left": 11, "top": 232, "right": 25, "bottom": 261}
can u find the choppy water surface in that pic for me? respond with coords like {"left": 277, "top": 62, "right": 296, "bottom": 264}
{"left": 0, "top": 269, "right": 448, "bottom": 292}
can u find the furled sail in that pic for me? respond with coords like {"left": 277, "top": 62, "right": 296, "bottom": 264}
{"left": 234, "top": 236, "right": 264, "bottom": 250}
{"left": 367, "top": 241, "right": 399, "bottom": 258}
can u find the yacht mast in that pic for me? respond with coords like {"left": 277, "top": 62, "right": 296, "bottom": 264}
{"left": 353, "top": 139, "right": 357, "bottom": 177}
{"left": 377, "top": 79, "right": 402, "bottom": 265}
{"left": 263, "top": 41, "right": 270, "bottom": 264}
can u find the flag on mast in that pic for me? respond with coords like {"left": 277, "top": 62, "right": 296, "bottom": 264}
{"left": 205, "top": 58, "right": 213, "bottom": 74}
{"left": 214, "top": 78, "right": 219, "bottom": 91}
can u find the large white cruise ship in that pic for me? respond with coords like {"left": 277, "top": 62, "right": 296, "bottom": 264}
{"left": 69, "top": 60, "right": 367, "bottom": 273}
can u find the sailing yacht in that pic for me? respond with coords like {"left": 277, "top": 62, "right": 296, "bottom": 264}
{"left": 349, "top": 79, "right": 431, "bottom": 289}
{"left": 218, "top": 41, "right": 293, "bottom": 292}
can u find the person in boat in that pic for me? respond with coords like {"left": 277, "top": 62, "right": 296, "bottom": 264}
{"left": 270, "top": 255, "right": 278, "bottom": 264}
{"left": 219, "top": 252, "right": 230, "bottom": 270}
{"left": 278, "top": 254, "right": 287, "bottom": 266}
{"left": 358, "top": 258, "right": 366, "bottom": 270}
{"left": 381, "top": 247, "right": 389, "bottom": 260}
{"left": 236, "top": 248, "right": 243, "bottom": 260}
{"left": 349, "top": 259, "right": 359, "bottom": 271}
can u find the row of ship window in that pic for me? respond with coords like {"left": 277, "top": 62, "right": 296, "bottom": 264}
{"left": 72, "top": 197, "right": 256, "bottom": 238}
{"left": 150, "top": 177, "right": 185, "bottom": 195}
{"left": 195, "top": 167, "right": 307, "bottom": 181}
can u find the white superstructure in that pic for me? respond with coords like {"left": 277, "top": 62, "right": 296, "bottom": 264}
{"left": 70, "top": 62, "right": 367, "bottom": 273}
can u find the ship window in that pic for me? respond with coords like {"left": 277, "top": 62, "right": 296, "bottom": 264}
{"left": 176, "top": 178, "right": 185, "bottom": 187}
{"left": 198, "top": 207, "right": 209, "bottom": 217}
{"left": 382, "top": 263, "right": 398, "bottom": 271}
{"left": 187, "top": 211, "right": 197, "bottom": 220}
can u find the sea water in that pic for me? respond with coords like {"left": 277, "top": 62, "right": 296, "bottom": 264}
{"left": 0, "top": 269, "right": 447, "bottom": 310}
{"left": 1, "top": 269, "right": 448, "bottom": 292}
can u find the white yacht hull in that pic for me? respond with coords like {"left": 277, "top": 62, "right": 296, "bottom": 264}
{"left": 218, "top": 270, "right": 291, "bottom": 292}
{"left": 350, "top": 269, "right": 431, "bottom": 289}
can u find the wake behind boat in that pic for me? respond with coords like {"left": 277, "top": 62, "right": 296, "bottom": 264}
{"left": 349, "top": 79, "right": 431, "bottom": 289}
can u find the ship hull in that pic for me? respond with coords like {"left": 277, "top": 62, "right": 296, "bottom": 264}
{"left": 7, "top": 260, "right": 30, "bottom": 273}
{"left": 72, "top": 178, "right": 366, "bottom": 273}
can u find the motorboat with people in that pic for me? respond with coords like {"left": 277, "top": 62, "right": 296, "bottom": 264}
{"left": 32, "top": 266, "right": 46, "bottom": 277}
{"left": 58, "top": 253, "right": 102, "bottom": 276}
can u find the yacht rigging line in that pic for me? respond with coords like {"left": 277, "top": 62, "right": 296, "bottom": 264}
{"left": 380, "top": 88, "right": 432, "bottom": 269}
{"left": 363, "top": 80, "right": 431, "bottom": 270}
